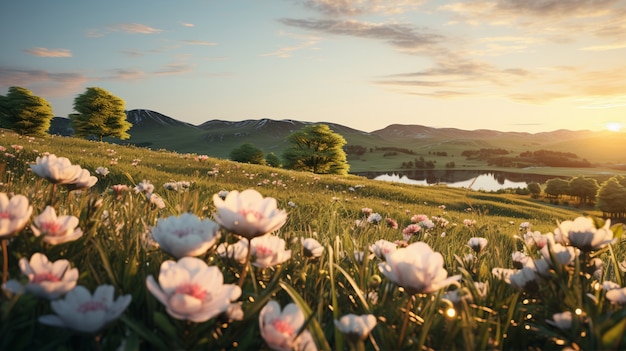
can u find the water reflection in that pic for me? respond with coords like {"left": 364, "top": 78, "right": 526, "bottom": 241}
{"left": 356, "top": 170, "right": 559, "bottom": 192}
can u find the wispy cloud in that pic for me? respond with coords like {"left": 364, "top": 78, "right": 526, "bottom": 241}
{"left": 181, "top": 22, "right": 195, "bottom": 27}
{"left": 261, "top": 31, "right": 320, "bottom": 58}
{"left": 182, "top": 40, "right": 217, "bottom": 46}
{"left": 154, "top": 62, "right": 193, "bottom": 76}
{"left": 278, "top": 18, "right": 444, "bottom": 53}
{"left": 108, "top": 23, "right": 164, "bottom": 34}
{"left": 104, "top": 68, "right": 146, "bottom": 81}
{"left": 580, "top": 43, "right": 626, "bottom": 51}
{"left": 302, "top": 0, "right": 426, "bottom": 16}
{"left": 24, "top": 47, "right": 72, "bottom": 58}
{"left": 0, "top": 66, "right": 87, "bottom": 97}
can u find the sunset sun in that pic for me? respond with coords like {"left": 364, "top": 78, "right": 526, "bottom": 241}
{"left": 606, "top": 122, "right": 623, "bottom": 132}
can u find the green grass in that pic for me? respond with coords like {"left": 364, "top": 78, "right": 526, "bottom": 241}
{"left": 1, "top": 130, "right": 625, "bottom": 350}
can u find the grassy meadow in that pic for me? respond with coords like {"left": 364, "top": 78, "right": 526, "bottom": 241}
{"left": 1, "top": 129, "right": 625, "bottom": 350}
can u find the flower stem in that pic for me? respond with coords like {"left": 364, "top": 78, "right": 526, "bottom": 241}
{"left": 398, "top": 295, "right": 413, "bottom": 349}
{"left": 237, "top": 238, "right": 252, "bottom": 288}
{"left": 2, "top": 239, "right": 8, "bottom": 285}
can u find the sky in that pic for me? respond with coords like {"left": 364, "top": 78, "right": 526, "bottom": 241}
{"left": 1, "top": 0, "right": 625, "bottom": 133}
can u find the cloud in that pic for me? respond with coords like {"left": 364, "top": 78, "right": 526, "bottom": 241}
{"left": 260, "top": 31, "right": 320, "bottom": 58}
{"left": 24, "top": 47, "right": 72, "bottom": 58}
{"left": 104, "top": 68, "right": 146, "bottom": 81}
{"left": 182, "top": 40, "right": 217, "bottom": 46}
{"left": 154, "top": 62, "right": 193, "bottom": 76}
{"left": 181, "top": 22, "right": 195, "bottom": 27}
{"left": 302, "top": 0, "right": 426, "bottom": 16}
{"left": 580, "top": 43, "right": 626, "bottom": 51}
{"left": 108, "top": 23, "right": 163, "bottom": 34}
{"left": 278, "top": 18, "right": 444, "bottom": 52}
{"left": 0, "top": 66, "right": 87, "bottom": 97}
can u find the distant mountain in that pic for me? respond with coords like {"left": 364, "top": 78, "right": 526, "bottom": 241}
{"left": 48, "top": 109, "right": 625, "bottom": 168}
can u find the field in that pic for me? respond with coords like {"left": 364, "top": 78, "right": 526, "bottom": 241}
{"left": 1, "top": 130, "right": 625, "bottom": 350}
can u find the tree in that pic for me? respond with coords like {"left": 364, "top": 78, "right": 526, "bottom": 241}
{"left": 282, "top": 124, "right": 349, "bottom": 175}
{"left": 544, "top": 178, "right": 570, "bottom": 198}
{"left": 568, "top": 176, "right": 599, "bottom": 205}
{"left": 0, "top": 87, "right": 54, "bottom": 136}
{"left": 229, "top": 143, "right": 265, "bottom": 165}
{"left": 596, "top": 177, "right": 626, "bottom": 218}
{"left": 71, "top": 87, "right": 131, "bottom": 141}
{"left": 527, "top": 183, "right": 541, "bottom": 198}
{"left": 265, "top": 152, "right": 281, "bottom": 168}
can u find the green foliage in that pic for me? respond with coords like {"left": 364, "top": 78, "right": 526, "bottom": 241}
{"left": 0, "top": 87, "right": 54, "bottom": 136}
{"left": 597, "top": 176, "right": 626, "bottom": 217}
{"left": 283, "top": 124, "right": 349, "bottom": 175}
{"left": 527, "top": 182, "right": 541, "bottom": 197}
{"left": 71, "top": 87, "right": 132, "bottom": 141}
{"left": 229, "top": 143, "right": 265, "bottom": 165}
{"left": 545, "top": 178, "right": 570, "bottom": 198}
{"left": 265, "top": 152, "right": 281, "bottom": 168}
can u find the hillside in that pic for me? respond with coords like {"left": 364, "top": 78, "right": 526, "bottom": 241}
{"left": 49, "top": 109, "right": 626, "bottom": 172}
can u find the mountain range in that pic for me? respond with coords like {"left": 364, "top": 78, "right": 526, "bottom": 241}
{"left": 49, "top": 109, "right": 626, "bottom": 171}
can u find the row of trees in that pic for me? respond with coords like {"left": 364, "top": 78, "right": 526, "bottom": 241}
{"left": 0, "top": 86, "right": 131, "bottom": 141}
{"left": 229, "top": 124, "right": 350, "bottom": 175}
{"left": 537, "top": 175, "right": 626, "bottom": 218}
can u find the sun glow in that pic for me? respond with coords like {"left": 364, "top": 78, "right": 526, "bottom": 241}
{"left": 606, "top": 122, "right": 623, "bottom": 132}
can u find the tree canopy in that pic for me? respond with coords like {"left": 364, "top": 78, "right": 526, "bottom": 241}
{"left": 0, "top": 86, "right": 54, "bottom": 136}
{"left": 282, "top": 124, "right": 349, "bottom": 175}
{"left": 71, "top": 87, "right": 132, "bottom": 141}
{"left": 229, "top": 143, "right": 265, "bottom": 165}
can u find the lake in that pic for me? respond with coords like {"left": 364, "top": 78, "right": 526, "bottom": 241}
{"left": 355, "top": 170, "right": 560, "bottom": 192}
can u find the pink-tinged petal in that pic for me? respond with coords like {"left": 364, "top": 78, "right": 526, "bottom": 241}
{"left": 169, "top": 293, "right": 204, "bottom": 316}
{"left": 93, "top": 285, "right": 115, "bottom": 306}
{"left": 38, "top": 314, "right": 67, "bottom": 328}
{"left": 146, "top": 275, "right": 169, "bottom": 306}
{"left": 107, "top": 294, "right": 132, "bottom": 322}
{"left": 19, "top": 256, "right": 35, "bottom": 276}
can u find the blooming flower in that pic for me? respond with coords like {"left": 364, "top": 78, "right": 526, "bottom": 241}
{"left": 251, "top": 234, "right": 292, "bottom": 268}
{"left": 134, "top": 180, "right": 154, "bottom": 195}
{"left": 146, "top": 257, "right": 242, "bottom": 322}
{"left": 523, "top": 231, "right": 547, "bottom": 250}
{"left": 213, "top": 189, "right": 287, "bottom": 239}
{"left": 259, "top": 300, "right": 314, "bottom": 351}
{"left": 546, "top": 311, "right": 573, "bottom": 330}
{"left": 217, "top": 239, "right": 249, "bottom": 263}
{"left": 95, "top": 167, "right": 109, "bottom": 177}
{"left": 334, "top": 314, "right": 377, "bottom": 341}
{"left": 385, "top": 217, "right": 398, "bottom": 229}
{"left": 31, "top": 206, "right": 83, "bottom": 245}
{"left": 379, "top": 242, "right": 461, "bottom": 295}
{"left": 541, "top": 234, "right": 578, "bottom": 267}
{"left": 468, "top": 237, "right": 488, "bottom": 254}
{"left": 66, "top": 168, "right": 98, "bottom": 190}
{"left": 301, "top": 237, "right": 324, "bottom": 258}
{"left": 463, "top": 219, "right": 476, "bottom": 226}
{"left": 0, "top": 193, "right": 33, "bottom": 239}
{"left": 605, "top": 287, "right": 626, "bottom": 305}
{"left": 366, "top": 213, "right": 382, "bottom": 224}
{"left": 369, "top": 239, "right": 397, "bottom": 260}
{"left": 508, "top": 267, "right": 540, "bottom": 291}
{"left": 150, "top": 213, "right": 220, "bottom": 258}
{"left": 555, "top": 217, "right": 614, "bottom": 252}
{"left": 4, "top": 252, "right": 78, "bottom": 299}
{"left": 511, "top": 251, "right": 536, "bottom": 270}
{"left": 38, "top": 285, "right": 131, "bottom": 333}
{"left": 29, "top": 154, "right": 83, "bottom": 185}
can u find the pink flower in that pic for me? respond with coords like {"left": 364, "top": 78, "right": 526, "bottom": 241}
{"left": 31, "top": 206, "right": 83, "bottom": 245}
{"left": 146, "top": 257, "right": 241, "bottom": 322}
{"left": 467, "top": 237, "right": 488, "bottom": 254}
{"left": 259, "top": 300, "right": 315, "bottom": 351}
{"left": 334, "top": 314, "right": 377, "bottom": 341}
{"left": 0, "top": 193, "right": 33, "bottom": 239}
{"left": 301, "top": 237, "right": 324, "bottom": 258}
{"left": 213, "top": 189, "right": 287, "bottom": 239}
{"left": 38, "top": 285, "right": 131, "bottom": 333}
{"left": 5, "top": 252, "right": 78, "bottom": 299}
{"left": 369, "top": 239, "right": 397, "bottom": 260}
{"left": 251, "top": 234, "right": 292, "bottom": 268}
{"left": 556, "top": 217, "right": 614, "bottom": 252}
{"left": 379, "top": 242, "right": 460, "bottom": 295}
{"left": 150, "top": 213, "right": 220, "bottom": 258}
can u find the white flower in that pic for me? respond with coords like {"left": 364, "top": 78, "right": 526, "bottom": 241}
{"left": 30, "top": 154, "right": 82, "bottom": 185}
{"left": 546, "top": 311, "right": 573, "bottom": 330}
{"left": 259, "top": 300, "right": 313, "bottom": 351}
{"left": 31, "top": 206, "right": 83, "bottom": 245}
{"left": 5, "top": 252, "right": 78, "bottom": 299}
{"left": 0, "top": 193, "right": 33, "bottom": 239}
{"left": 134, "top": 180, "right": 154, "bottom": 194}
{"left": 379, "top": 242, "right": 461, "bottom": 295}
{"left": 369, "top": 239, "right": 397, "bottom": 260}
{"left": 509, "top": 267, "right": 541, "bottom": 291}
{"left": 367, "top": 213, "right": 382, "bottom": 224}
{"left": 251, "top": 234, "right": 292, "bottom": 268}
{"left": 556, "top": 217, "right": 614, "bottom": 252}
{"left": 217, "top": 239, "right": 249, "bottom": 263}
{"left": 523, "top": 231, "right": 547, "bottom": 250}
{"left": 605, "top": 287, "right": 626, "bottom": 305}
{"left": 150, "top": 213, "right": 220, "bottom": 258}
{"left": 38, "top": 285, "right": 131, "bottom": 333}
{"left": 147, "top": 193, "right": 166, "bottom": 209}
{"left": 468, "top": 237, "right": 488, "bottom": 253}
{"left": 213, "top": 189, "right": 287, "bottom": 239}
{"left": 95, "top": 167, "right": 109, "bottom": 177}
{"left": 301, "top": 237, "right": 324, "bottom": 258}
{"left": 146, "top": 257, "right": 241, "bottom": 322}
{"left": 334, "top": 314, "right": 377, "bottom": 341}
{"left": 511, "top": 251, "right": 535, "bottom": 270}
{"left": 541, "top": 234, "right": 579, "bottom": 267}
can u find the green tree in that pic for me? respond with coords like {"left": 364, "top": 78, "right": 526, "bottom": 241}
{"left": 71, "top": 87, "right": 131, "bottom": 141}
{"left": 229, "top": 143, "right": 265, "bottom": 165}
{"left": 282, "top": 124, "right": 349, "bottom": 175}
{"left": 544, "top": 178, "right": 570, "bottom": 198}
{"left": 527, "top": 182, "right": 542, "bottom": 198}
{"left": 0, "top": 87, "right": 54, "bottom": 136}
{"left": 568, "top": 176, "right": 599, "bottom": 205}
{"left": 596, "top": 177, "right": 626, "bottom": 218}
{"left": 265, "top": 152, "right": 281, "bottom": 168}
